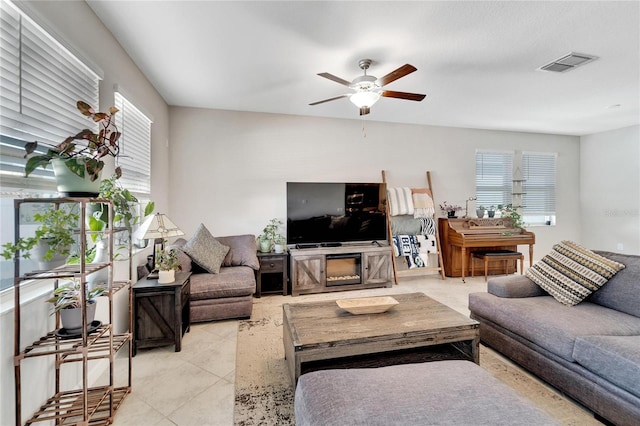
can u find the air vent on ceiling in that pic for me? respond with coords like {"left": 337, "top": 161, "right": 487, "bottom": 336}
{"left": 539, "top": 52, "right": 598, "bottom": 73}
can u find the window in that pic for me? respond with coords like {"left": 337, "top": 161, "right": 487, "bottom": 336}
{"left": 475, "top": 150, "right": 513, "bottom": 209}
{"left": 522, "top": 152, "right": 557, "bottom": 225}
{"left": 113, "top": 92, "right": 152, "bottom": 195}
{"left": 475, "top": 150, "right": 556, "bottom": 226}
{"left": 0, "top": 0, "right": 100, "bottom": 293}
{"left": 0, "top": 0, "right": 100, "bottom": 192}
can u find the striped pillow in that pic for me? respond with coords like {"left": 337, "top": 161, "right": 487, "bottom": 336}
{"left": 387, "top": 187, "right": 414, "bottom": 216}
{"left": 525, "top": 241, "right": 625, "bottom": 306}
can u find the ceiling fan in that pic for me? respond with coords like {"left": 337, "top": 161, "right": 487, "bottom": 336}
{"left": 309, "top": 59, "right": 426, "bottom": 116}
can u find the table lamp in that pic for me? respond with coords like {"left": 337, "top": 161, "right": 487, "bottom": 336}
{"left": 134, "top": 213, "right": 184, "bottom": 279}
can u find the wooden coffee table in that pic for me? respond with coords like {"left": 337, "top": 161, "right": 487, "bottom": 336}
{"left": 282, "top": 292, "right": 479, "bottom": 387}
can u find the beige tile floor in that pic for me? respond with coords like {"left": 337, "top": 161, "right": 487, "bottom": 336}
{"left": 111, "top": 275, "right": 601, "bottom": 426}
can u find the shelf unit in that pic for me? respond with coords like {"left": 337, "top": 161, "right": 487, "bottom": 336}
{"left": 12, "top": 198, "right": 132, "bottom": 426}
{"left": 382, "top": 170, "right": 446, "bottom": 282}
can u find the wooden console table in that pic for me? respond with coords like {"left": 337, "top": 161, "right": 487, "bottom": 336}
{"left": 133, "top": 271, "right": 191, "bottom": 355}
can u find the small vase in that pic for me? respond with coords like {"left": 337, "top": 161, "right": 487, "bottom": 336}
{"left": 87, "top": 240, "right": 109, "bottom": 291}
{"left": 476, "top": 209, "right": 485, "bottom": 218}
{"left": 447, "top": 211, "right": 457, "bottom": 218}
{"left": 488, "top": 211, "right": 495, "bottom": 218}
{"left": 158, "top": 269, "right": 175, "bottom": 284}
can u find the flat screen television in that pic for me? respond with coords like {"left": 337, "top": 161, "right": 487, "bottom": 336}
{"left": 286, "top": 182, "right": 388, "bottom": 246}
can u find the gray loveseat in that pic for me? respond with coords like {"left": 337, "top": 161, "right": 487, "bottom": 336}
{"left": 169, "top": 234, "right": 258, "bottom": 322}
{"left": 468, "top": 251, "right": 640, "bottom": 426}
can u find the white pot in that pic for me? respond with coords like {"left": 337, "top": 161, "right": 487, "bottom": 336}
{"left": 158, "top": 269, "right": 175, "bottom": 284}
{"left": 33, "top": 239, "right": 67, "bottom": 270}
{"left": 59, "top": 301, "right": 97, "bottom": 332}
{"left": 87, "top": 240, "right": 109, "bottom": 290}
{"left": 274, "top": 243, "right": 284, "bottom": 254}
{"left": 51, "top": 158, "right": 102, "bottom": 196}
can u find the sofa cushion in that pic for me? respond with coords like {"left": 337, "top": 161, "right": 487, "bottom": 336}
{"left": 216, "top": 234, "right": 260, "bottom": 270}
{"left": 573, "top": 335, "right": 640, "bottom": 398}
{"left": 182, "top": 223, "right": 230, "bottom": 274}
{"left": 468, "top": 292, "right": 640, "bottom": 362}
{"left": 590, "top": 251, "right": 639, "bottom": 317}
{"left": 488, "top": 275, "right": 547, "bottom": 298}
{"left": 525, "top": 241, "right": 625, "bottom": 306}
{"left": 189, "top": 266, "right": 255, "bottom": 300}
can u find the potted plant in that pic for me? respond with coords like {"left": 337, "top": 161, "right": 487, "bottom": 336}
{"left": 487, "top": 205, "right": 497, "bottom": 218}
{"left": 156, "top": 248, "right": 182, "bottom": 283}
{"left": 439, "top": 202, "right": 462, "bottom": 218}
{"left": 273, "top": 234, "right": 286, "bottom": 254}
{"left": 498, "top": 204, "right": 525, "bottom": 231}
{"left": 23, "top": 100, "right": 121, "bottom": 196}
{"left": 476, "top": 205, "right": 486, "bottom": 218}
{"left": 1, "top": 205, "right": 79, "bottom": 270}
{"left": 47, "top": 280, "right": 105, "bottom": 332}
{"left": 258, "top": 218, "right": 284, "bottom": 253}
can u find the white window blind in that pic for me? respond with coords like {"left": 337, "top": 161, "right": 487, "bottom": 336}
{"left": 114, "top": 92, "right": 151, "bottom": 194}
{"left": 522, "top": 152, "right": 557, "bottom": 216}
{"left": 475, "top": 150, "right": 513, "bottom": 208}
{"left": 0, "top": 0, "right": 99, "bottom": 190}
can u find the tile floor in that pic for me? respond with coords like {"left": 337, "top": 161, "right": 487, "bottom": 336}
{"left": 111, "top": 275, "right": 600, "bottom": 425}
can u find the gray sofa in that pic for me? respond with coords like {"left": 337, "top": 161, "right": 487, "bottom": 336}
{"left": 169, "top": 234, "right": 258, "bottom": 322}
{"left": 468, "top": 251, "right": 640, "bottom": 426}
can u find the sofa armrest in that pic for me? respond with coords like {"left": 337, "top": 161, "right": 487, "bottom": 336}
{"left": 487, "top": 275, "right": 547, "bottom": 298}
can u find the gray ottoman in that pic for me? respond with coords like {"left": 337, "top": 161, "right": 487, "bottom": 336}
{"left": 294, "top": 360, "right": 558, "bottom": 426}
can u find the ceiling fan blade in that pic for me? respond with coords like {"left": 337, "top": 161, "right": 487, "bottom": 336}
{"left": 381, "top": 90, "right": 426, "bottom": 102}
{"left": 317, "top": 72, "right": 352, "bottom": 87}
{"left": 376, "top": 64, "right": 417, "bottom": 87}
{"left": 309, "top": 94, "right": 349, "bottom": 106}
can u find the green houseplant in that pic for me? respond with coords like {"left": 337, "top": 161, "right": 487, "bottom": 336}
{"left": 1, "top": 205, "right": 79, "bottom": 269}
{"left": 23, "top": 101, "right": 121, "bottom": 195}
{"left": 498, "top": 204, "right": 525, "bottom": 231}
{"left": 156, "top": 248, "right": 182, "bottom": 283}
{"left": 258, "top": 218, "right": 284, "bottom": 253}
{"left": 46, "top": 280, "right": 105, "bottom": 331}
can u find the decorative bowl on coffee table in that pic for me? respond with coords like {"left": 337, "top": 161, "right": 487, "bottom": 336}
{"left": 336, "top": 296, "right": 399, "bottom": 315}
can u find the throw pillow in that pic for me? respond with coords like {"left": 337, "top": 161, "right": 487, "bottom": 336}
{"left": 525, "top": 240, "right": 626, "bottom": 306}
{"left": 182, "top": 223, "right": 230, "bottom": 274}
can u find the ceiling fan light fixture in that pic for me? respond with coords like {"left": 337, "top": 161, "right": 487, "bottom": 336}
{"left": 350, "top": 91, "right": 381, "bottom": 108}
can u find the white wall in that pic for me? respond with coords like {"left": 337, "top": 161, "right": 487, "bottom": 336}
{"left": 169, "top": 107, "right": 581, "bottom": 256}
{"left": 1, "top": 2, "right": 169, "bottom": 425}
{"left": 580, "top": 125, "right": 640, "bottom": 254}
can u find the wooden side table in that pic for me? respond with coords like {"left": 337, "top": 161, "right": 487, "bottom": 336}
{"left": 133, "top": 271, "right": 191, "bottom": 356}
{"left": 256, "top": 251, "right": 288, "bottom": 297}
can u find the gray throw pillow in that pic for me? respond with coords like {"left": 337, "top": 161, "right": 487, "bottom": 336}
{"left": 182, "top": 223, "right": 229, "bottom": 274}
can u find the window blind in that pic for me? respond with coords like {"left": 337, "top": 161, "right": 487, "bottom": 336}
{"left": 0, "top": 0, "right": 99, "bottom": 191}
{"left": 475, "top": 150, "right": 513, "bottom": 208}
{"left": 114, "top": 92, "right": 151, "bottom": 195}
{"left": 522, "top": 152, "right": 557, "bottom": 216}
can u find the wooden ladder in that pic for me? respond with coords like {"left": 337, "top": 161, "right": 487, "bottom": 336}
{"left": 382, "top": 170, "right": 446, "bottom": 283}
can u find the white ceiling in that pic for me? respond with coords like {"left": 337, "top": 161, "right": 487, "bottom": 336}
{"left": 87, "top": 1, "right": 640, "bottom": 136}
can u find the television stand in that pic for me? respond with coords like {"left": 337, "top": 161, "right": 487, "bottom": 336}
{"left": 289, "top": 243, "right": 393, "bottom": 296}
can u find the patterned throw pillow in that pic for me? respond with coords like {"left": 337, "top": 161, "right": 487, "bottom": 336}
{"left": 182, "top": 223, "right": 230, "bottom": 274}
{"left": 525, "top": 240, "right": 626, "bottom": 306}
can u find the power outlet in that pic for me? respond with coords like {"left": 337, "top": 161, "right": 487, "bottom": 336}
{"left": 617, "top": 243, "right": 624, "bottom": 251}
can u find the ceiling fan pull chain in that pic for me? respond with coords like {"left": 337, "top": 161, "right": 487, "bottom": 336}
{"left": 362, "top": 118, "right": 367, "bottom": 138}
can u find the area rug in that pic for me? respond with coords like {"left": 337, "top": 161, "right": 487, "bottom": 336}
{"left": 233, "top": 290, "right": 598, "bottom": 426}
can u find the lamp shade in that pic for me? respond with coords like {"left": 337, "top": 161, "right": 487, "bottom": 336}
{"left": 134, "top": 213, "right": 184, "bottom": 241}
{"left": 349, "top": 91, "right": 381, "bottom": 108}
